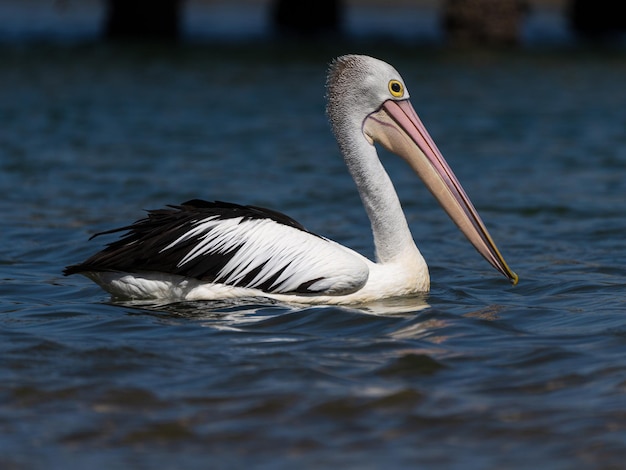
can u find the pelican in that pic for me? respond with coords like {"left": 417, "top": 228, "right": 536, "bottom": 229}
{"left": 64, "top": 54, "right": 517, "bottom": 304}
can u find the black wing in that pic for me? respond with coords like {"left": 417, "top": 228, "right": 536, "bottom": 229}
{"left": 64, "top": 200, "right": 367, "bottom": 295}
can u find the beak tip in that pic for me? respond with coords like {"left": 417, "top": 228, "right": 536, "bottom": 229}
{"left": 509, "top": 271, "right": 519, "bottom": 286}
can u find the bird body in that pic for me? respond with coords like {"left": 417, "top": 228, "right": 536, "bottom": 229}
{"left": 65, "top": 55, "right": 517, "bottom": 304}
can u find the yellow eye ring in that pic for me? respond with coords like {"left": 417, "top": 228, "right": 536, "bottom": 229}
{"left": 388, "top": 80, "right": 404, "bottom": 98}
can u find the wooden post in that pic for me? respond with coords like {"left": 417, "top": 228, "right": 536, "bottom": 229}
{"left": 442, "top": 0, "right": 528, "bottom": 45}
{"left": 104, "top": 0, "right": 182, "bottom": 41}
{"left": 271, "top": 0, "right": 343, "bottom": 37}
{"left": 568, "top": 0, "right": 626, "bottom": 38}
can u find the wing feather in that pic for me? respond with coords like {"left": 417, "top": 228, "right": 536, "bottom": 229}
{"left": 64, "top": 200, "right": 369, "bottom": 296}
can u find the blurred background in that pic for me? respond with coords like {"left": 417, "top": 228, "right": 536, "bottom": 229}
{"left": 0, "top": 0, "right": 624, "bottom": 45}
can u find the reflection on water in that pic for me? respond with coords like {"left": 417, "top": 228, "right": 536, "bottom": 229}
{"left": 1, "top": 43, "right": 626, "bottom": 468}
{"left": 117, "top": 292, "right": 431, "bottom": 321}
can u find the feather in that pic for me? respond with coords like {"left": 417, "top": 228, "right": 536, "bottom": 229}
{"left": 64, "top": 200, "right": 368, "bottom": 295}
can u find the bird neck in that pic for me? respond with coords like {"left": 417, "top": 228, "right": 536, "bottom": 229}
{"left": 339, "top": 130, "right": 421, "bottom": 264}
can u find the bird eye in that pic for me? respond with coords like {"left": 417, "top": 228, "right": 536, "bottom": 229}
{"left": 388, "top": 80, "right": 404, "bottom": 98}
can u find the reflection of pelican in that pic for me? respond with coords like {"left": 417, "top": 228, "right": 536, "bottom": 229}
{"left": 64, "top": 54, "right": 517, "bottom": 304}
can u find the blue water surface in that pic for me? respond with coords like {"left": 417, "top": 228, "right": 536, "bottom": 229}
{"left": 1, "top": 43, "right": 626, "bottom": 469}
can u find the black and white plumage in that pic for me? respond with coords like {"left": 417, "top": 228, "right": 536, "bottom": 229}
{"left": 65, "top": 200, "right": 369, "bottom": 297}
{"left": 65, "top": 54, "right": 517, "bottom": 304}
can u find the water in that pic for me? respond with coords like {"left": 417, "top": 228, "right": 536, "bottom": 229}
{"left": 1, "top": 43, "right": 626, "bottom": 468}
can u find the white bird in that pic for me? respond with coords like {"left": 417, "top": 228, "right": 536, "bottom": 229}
{"left": 64, "top": 54, "right": 518, "bottom": 305}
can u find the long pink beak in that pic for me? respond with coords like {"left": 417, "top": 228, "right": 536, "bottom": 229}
{"left": 364, "top": 99, "right": 518, "bottom": 285}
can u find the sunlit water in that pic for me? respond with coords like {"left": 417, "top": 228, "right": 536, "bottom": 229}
{"left": 1, "top": 43, "right": 626, "bottom": 468}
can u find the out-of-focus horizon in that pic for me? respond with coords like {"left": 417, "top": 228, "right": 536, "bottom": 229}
{"left": 0, "top": 0, "right": 624, "bottom": 46}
